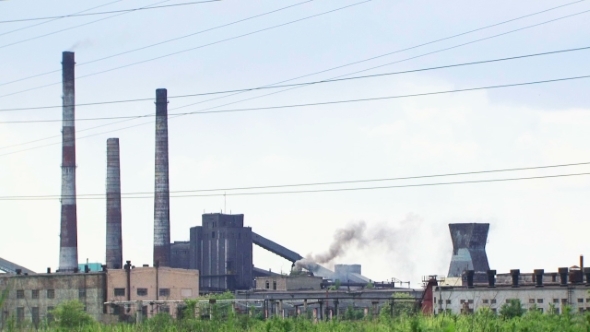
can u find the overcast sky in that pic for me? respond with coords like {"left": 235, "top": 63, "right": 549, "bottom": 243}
{"left": 1, "top": 0, "right": 590, "bottom": 285}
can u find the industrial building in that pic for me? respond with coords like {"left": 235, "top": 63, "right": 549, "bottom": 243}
{"left": 425, "top": 266, "right": 590, "bottom": 315}
{"left": 0, "top": 265, "right": 199, "bottom": 327}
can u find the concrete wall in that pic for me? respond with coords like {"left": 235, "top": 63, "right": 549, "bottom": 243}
{"left": 433, "top": 285, "right": 590, "bottom": 315}
{"left": 0, "top": 272, "right": 106, "bottom": 327}
{"left": 106, "top": 266, "right": 199, "bottom": 318}
{"left": 190, "top": 214, "right": 253, "bottom": 291}
{"left": 255, "top": 276, "right": 322, "bottom": 291}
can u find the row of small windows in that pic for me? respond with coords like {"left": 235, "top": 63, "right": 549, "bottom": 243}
{"left": 13, "top": 306, "right": 55, "bottom": 325}
{"left": 436, "top": 297, "right": 590, "bottom": 306}
{"left": 264, "top": 281, "right": 278, "bottom": 290}
{"left": 15, "top": 289, "right": 55, "bottom": 299}
{"left": 113, "top": 288, "right": 170, "bottom": 297}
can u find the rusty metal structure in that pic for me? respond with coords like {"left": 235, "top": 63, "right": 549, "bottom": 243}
{"left": 153, "top": 88, "right": 171, "bottom": 267}
{"left": 106, "top": 138, "right": 123, "bottom": 269}
{"left": 447, "top": 223, "right": 490, "bottom": 282}
{"left": 58, "top": 51, "right": 78, "bottom": 272}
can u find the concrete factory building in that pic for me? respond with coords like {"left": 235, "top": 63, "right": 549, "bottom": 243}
{"left": 430, "top": 267, "right": 590, "bottom": 315}
{"left": 0, "top": 266, "right": 199, "bottom": 326}
{"left": 254, "top": 275, "right": 323, "bottom": 291}
{"left": 188, "top": 214, "right": 253, "bottom": 292}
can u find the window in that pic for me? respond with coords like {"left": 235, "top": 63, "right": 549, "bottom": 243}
{"left": 16, "top": 290, "right": 24, "bottom": 299}
{"left": 491, "top": 299, "right": 496, "bottom": 304}
{"left": 580, "top": 308, "right": 585, "bottom": 313}
{"left": 554, "top": 308, "right": 560, "bottom": 314}
{"left": 537, "top": 299, "right": 543, "bottom": 304}
{"left": 587, "top": 298, "right": 590, "bottom": 303}
{"left": 114, "top": 288, "right": 125, "bottom": 296}
{"left": 47, "top": 306, "right": 55, "bottom": 322}
{"left": 460, "top": 299, "right": 465, "bottom": 304}
{"left": 529, "top": 299, "right": 535, "bottom": 304}
{"left": 483, "top": 299, "right": 489, "bottom": 304}
{"left": 47, "top": 289, "right": 55, "bottom": 299}
{"left": 31, "top": 290, "right": 39, "bottom": 299}
{"left": 578, "top": 298, "right": 584, "bottom": 303}
{"left": 160, "top": 306, "right": 170, "bottom": 314}
{"left": 16, "top": 307, "right": 24, "bottom": 323}
{"left": 434, "top": 297, "right": 436, "bottom": 302}
{"left": 445, "top": 309, "right": 452, "bottom": 314}
{"left": 562, "top": 299, "right": 568, "bottom": 304}
{"left": 32, "top": 307, "right": 40, "bottom": 326}
{"left": 265, "top": 281, "right": 270, "bottom": 289}
{"left": 491, "top": 308, "right": 497, "bottom": 314}
{"left": 468, "top": 299, "right": 474, "bottom": 304}
{"left": 538, "top": 308, "right": 544, "bottom": 313}
{"left": 159, "top": 288, "right": 170, "bottom": 297}
{"left": 438, "top": 299, "right": 443, "bottom": 304}
{"left": 446, "top": 299, "right": 451, "bottom": 304}
{"left": 212, "top": 232, "right": 215, "bottom": 238}
{"left": 113, "top": 305, "right": 121, "bottom": 315}
{"left": 137, "top": 288, "right": 148, "bottom": 296}
{"left": 78, "top": 288, "right": 86, "bottom": 299}
{"left": 273, "top": 281, "right": 277, "bottom": 290}
{"left": 553, "top": 299, "right": 559, "bottom": 303}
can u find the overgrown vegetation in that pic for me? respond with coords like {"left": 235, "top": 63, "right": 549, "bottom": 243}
{"left": 3, "top": 293, "right": 590, "bottom": 331}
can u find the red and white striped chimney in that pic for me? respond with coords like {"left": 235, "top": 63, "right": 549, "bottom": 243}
{"left": 153, "top": 88, "right": 170, "bottom": 267}
{"left": 59, "top": 51, "right": 78, "bottom": 272}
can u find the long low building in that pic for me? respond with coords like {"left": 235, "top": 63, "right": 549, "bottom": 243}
{"left": 0, "top": 265, "right": 199, "bottom": 327}
{"left": 428, "top": 267, "right": 590, "bottom": 315}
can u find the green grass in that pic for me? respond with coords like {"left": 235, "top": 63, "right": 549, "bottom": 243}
{"left": 11, "top": 308, "right": 590, "bottom": 332}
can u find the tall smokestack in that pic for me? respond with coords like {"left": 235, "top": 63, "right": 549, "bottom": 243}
{"left": 106, "top": 138, "right": 123, "bottom": 269}
{"left": 447, "top": 223, "right": 490, "bottom": 282}
{"left": 153, "top": 88, "right": 170, "bottom": 267}
{"left": 59, "top": 51, "right": 78, "bottom": 272}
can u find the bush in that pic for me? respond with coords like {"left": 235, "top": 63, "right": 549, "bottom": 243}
{"left": 50, "top": 300, "right": 95, "bottom": 329}
{"left": 500, "top": 299, "right": 525, "bottom": 319}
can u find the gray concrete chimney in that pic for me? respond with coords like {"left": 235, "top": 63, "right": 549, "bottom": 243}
{"left": 153, "top": 88, "right": 170, "bottom": 267}
{"left": 106, "top": 138, "right": 123, "bottom": 269}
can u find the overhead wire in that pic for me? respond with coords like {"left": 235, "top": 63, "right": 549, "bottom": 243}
{"left": 1, "top": 73, "right": 588, "bottom": 124}
{"left": 0, "top": 0, "right": 315, "bottom": 88}
{"left": 0, "top": 0, "right": 123, "bottom": 38}
{"left": 0, "top": 0, "right": 372, "bottom": 98}
{"left": 0, "top": 1, "right": 586, "bottom": 154}
{"left": 0, "top": 0, "right": 178, "bottom": 50}
{"left": 168, "top": 6, "right": 590, "bottom": 113}
{"left": 2, "top": 160, "right": 589, "bottom": 199}
{"left": 0, "top": 1, "right": 221, "bottom": 24}
{"left": 2, "top": 171, "right": 589, "bottom": 201}
{"left": 1, "top": 45, "right": 589, "bottom": 113}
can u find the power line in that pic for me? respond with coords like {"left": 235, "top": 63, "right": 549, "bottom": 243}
{"left": 0, "top": 2, "right": 585, "bottom": 153}
{"left": 0, "top": 0, "right": 123, "bottom": 38}
{"left": 3, "top": 160, "right": 589, "bottom": 199}
{"left": 2, "top": 171, "right": 589, "bottom": 201}
{"left": 0, "top": 0, "right": 315, "bottom": 88}
{"left": 162, "top": 5, "right": 590, "bottom": 113}
{"left": 0, "top": 0, "right": 179, "bottom": 50}
{"left": 0, "top": 1, "right": 221, "bottom": 24}
{"left": 0, "top": 0, "right": 583, "bottom": 89}
{"left": 1, "top": 73, "right": 588, "bottom": 124}
{"left": 0, "top": 0, "right": 372, "bottom": 98}
{"left": 1, "top": 45, "right": 588, "bottom": 113}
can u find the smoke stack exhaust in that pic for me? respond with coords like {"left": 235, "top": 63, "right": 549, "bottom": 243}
{"left": 153, "top": 88, "right": 170, "bottom": 267}
{"left": 106, "top": 138, "right": 123, "bottom": 269}
{"left": 59, "top": 51, "right": 78, "bottom": 272}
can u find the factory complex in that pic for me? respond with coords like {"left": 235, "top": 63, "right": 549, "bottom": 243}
{"left": 1, "top": 52, "right": 588, "bottom": 327}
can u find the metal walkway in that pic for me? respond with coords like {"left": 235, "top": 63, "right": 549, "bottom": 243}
{"left": 0, "top": 257, "right": 36, "bottom": 274}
